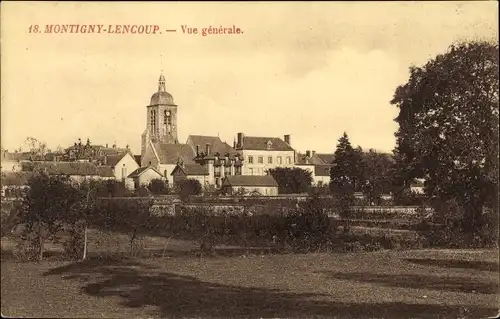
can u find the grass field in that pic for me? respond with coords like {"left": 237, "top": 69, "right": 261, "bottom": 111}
{"left": 1, "top": 231, "right": 498, "bottom": 318}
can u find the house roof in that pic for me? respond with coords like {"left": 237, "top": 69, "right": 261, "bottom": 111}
{"left": 96, "top": 166, "right": 115, "bottom": 178}
{"left": 1, "top": 172, "right": 33, "bottom": 186}
{"left": 99, "top": 153, "right": 127, "bottom": 167}
{"left": 314, "top": 164, "right": 332, "bottom": 177}
{"left": 134, "top": 155, "right": 142, "bottom": 165}
{"left": 314, "top": 153, "right": 335, "bottom": 164}
{"left": 238, "top": 136, "right": 294, "bottom": 151}
{"left": 152, "top": 143, "right": 195, "bottom": 165}
{"left": 171, "top": 163, "right": 209, "bottom": 176}
{"left": 21, "top": 161, "right": 100, "bottom": 176}
{"left": 222, "top": 175, "right": 278, "bottom": 187}
{"left": 187, "top": 135, "right": 239, "bottom": 157}
{"left": 128, "top": 166, "right": 163, "bottom": 178}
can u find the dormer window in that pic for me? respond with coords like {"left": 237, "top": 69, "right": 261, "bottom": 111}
{"left": 266, "top": 140, "right": 273, "bottom": 150}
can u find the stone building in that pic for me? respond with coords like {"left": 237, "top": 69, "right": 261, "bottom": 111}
{"left": 141, "top": 73, "right": 179, "bottom": 157}
{"left": 234, "top": 133, "right": 295, "bottom": 176}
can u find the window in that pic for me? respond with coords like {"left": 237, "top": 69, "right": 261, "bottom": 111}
{"left": 150, "top": 110, "right": 156, "bottom": 134}
{"left": 258, "top": 156, "right": 263, "bottom": 164}
{"left": 268, "top": 156, "right": 273, "bottom": 164}
{"left": 214, "top": 166, "right": 221, "bottom": 176}
{"left": 248, "top": 156, "right": 253, "bottom": 164}
{"left": 286, "top": 156, "right": 291, "bottom": 164}
{"left": 277, "top": 156, "right": 282, "bottom": 165}
{"left": 249, "top": 168, "right": 254, "bottom": 175}
{"left": 224, "top": 166, "right": 231, "bottom": 176}
{"left": 235, "top": 166, "right": 242, "bottom": 175}
{"left": 164, "top": 110, "right": 172, "bottom": 133}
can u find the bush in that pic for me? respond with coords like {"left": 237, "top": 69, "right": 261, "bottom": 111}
{"left": 62, "top": 224, "right": 85, "bottom": 260}
{"left": 148, "top": 178, "right": 169, "bottom": 195}
{"left": 176, "top": 179, "right": 202, "bottom": 202}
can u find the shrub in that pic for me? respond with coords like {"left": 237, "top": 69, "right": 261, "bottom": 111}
{"left": 148, "top": 178, "right": 169, "bottom": 195}
{"left": 176, "top": 179, "right": 202, "bottom": 202}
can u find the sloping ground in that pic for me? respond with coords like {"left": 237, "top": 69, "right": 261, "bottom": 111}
{"left": 2, "top": 249, "right": 498, "bottom": 318}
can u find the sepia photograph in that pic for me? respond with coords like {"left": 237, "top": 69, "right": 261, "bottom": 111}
{"left": 1, "top": 1, "right": 499, "bottom": 318}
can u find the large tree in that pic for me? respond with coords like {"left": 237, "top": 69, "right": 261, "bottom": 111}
{"left": 362, "top": 149, "right": 394, "bottom": 205}
{"left": 18, "top": 172, "right": 82, "bottom": 261}
{"left": 268, "top": 167, "right": 312, "bottom": 194}
{"left": 329, "top": 132, "right": 360, "bottom": 221}
{"left": 391, "top": 41, "right": 499, "bottom": 240}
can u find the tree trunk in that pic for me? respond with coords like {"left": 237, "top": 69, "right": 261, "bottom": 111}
{"left": 82, "top": 225, "right": 88, "bottom": 260}
{"left": 38, "top": 223, "right": 44, "bottom": 262}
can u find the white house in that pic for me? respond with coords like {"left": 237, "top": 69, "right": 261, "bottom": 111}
{"left": 234, "top": 133, "right": 295, "bottom": 176}
{"left": 128, "top": 166, "right": 165, "bottom": 189}
{"left": 170, "top": 162, "right": 210, "bottom": 189}
{"left": 99, "top": 152, "right": 140, "bottom": 181}
{"left": 221, "top": 175, "right": 279, "bottom": 196}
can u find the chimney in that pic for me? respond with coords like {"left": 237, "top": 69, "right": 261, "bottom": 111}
{"left": 237, "top": 133, "right": 244, "bottom": 148}
{"left": 284, "top": 134, "right": 291, "bottom": 145}
{"left": 306, "top": 150, "right": 311, "bottom": 158}
{"left": 106, "top": 143, "right": 109, "bottom": 148}
{"left": 196, "top": 145, "right": 200, "bottom": 156}
{"left": 205, "top": 143, "right": 211, "bottom": 156}
{"left": 112, "top": 143, "right": 117, "bottom": 149}
{"left": 312, "top": 150, "right": 316, "bottom": 156}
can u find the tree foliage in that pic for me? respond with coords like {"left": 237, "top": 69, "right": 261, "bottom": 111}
{"left": 268, "top": 167, "right": 312, "bottom": 194}
{"left": 176, "top": 179, "right": 203, "bottom": 202}
{"left": 148, "top": 178, "right": 169, "bottom": 195}
{"left": 361, "top": 149, "right": 394, "bottom": 205}
{"left": 17, "top": 172, "right": 83, "bottom": 260}
{"left": 391, "top": 40, "right": 499, "bottom": 241}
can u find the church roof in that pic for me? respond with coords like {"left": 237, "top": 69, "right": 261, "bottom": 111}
{"left": 149, "top": 73, "right": 175, "bottom": 106}
{"left": 238, "top": 136, "right": 294, "bottom": 151}
{"left": 150, "top": 91, "right": 175, "bottom": 106}
{"left": 152, "top": 143, "right": 195, "bottom": 165}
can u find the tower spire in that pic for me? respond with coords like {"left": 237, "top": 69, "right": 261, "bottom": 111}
{"left": 158, "top": 71, "right": 166, "bottom": 92}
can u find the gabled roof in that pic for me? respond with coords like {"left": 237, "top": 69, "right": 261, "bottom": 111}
{"left": 134, "top": 155, "right": 142, "bottom": 165}
{"left": 96, "top": 166, "right": 115, "bottom": 178}
{"left": 314, "top": 153, "right": 335, "bottom": 165}
{"left": 98, "top": 152, "right": 130, "bottom": 167}
{"left": 222, "top": 175, "right": 278, "bottom": 187}
{"left": 152, "top": 143, "right": 195, "bottom": 165}
{"left": 238, "top": 136, "right": 293, "bottom": 151}
{"left": 171, "top": 163, "right": 209, "bottom": 176}
{"left": 21, "top": 161, "right": 100, "bottom": 176}
{"left": 127, "top": 166, "right": 163, "bottom": 178}
{"left": 187, "top": 135, "right": 239, "bottom": 157}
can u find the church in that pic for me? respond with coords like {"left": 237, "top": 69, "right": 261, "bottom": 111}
{"left": 139, "top": 74, "right": 246, "bottom": 190}
{"left": 136, "top": 73, "right": 329, "bottom": 193}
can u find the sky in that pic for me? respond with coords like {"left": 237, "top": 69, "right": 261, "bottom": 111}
{"left": 1, "top": 1, "right": 498, "bottom": 155}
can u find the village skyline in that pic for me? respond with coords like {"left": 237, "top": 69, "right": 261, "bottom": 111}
{"left": 1, "top": 2, "right": 497, "bottom": 155}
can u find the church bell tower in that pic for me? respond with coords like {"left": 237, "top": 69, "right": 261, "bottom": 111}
{"left": 141, "top": 73, "right": 179, "bottom": 156}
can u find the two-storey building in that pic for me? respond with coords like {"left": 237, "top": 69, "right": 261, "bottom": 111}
{"left": 234, "top": 133, "right": 295, "bottom": 176}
